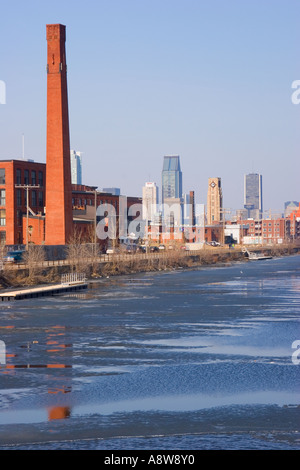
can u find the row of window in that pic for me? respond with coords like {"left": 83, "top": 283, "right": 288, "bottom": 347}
{"left": 16, "top": 189, "right": 44, "bottom": 207}
{"left": 0, "top": 188, "right": 43, "bottom": 208}
{"left": 249, "top": 222, "right": 281, "bottom": 227}
{"left": 16, "top": 169, "right": 44, "bottom": 186}
{"left": 0, "top": 168, "right": 44, "bottom": 186}
{"left": 249, "top": 227, "right": 281, "bottom": 232}
{"left": 72, "top": 198, "right": 119, "bottom": 208}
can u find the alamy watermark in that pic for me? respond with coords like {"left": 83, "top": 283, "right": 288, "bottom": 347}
{"left": 95, "top": 201, "right": 204, "bottom": 242}
{"left": 292, "top": 340, "right": 300, "bottom": 365}
{"left": 291, "top": 80, "right": 300, "bottom": 104}
{"left": 0, "top": 80, "right": 6, "bottom": 104}
{"left": 0, "top": 340, "right": 5, "bottom": 365}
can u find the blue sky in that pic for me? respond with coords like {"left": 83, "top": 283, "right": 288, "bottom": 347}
{"left": 0, "top": 0, "right": 299, "bottom": 214}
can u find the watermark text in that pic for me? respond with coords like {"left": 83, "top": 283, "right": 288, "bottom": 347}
{"left": 0, "top": 80, "right": 6, "bottom": 104}
{"left": 292, "top": 340, "right": 300, "bottom": 365}
{"left": 291, "top": 80, "right": 300, "bottom": 104}
{"left": 0, "top": 340, "right": 5, "bottom": 365}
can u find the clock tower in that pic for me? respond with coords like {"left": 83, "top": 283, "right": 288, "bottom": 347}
{"left": 207, "top": 177, "right": 223, "bottom": 225}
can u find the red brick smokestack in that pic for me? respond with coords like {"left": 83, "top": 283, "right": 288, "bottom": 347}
{"left": 45, "top": 24, "right": 73, "bottom": 245}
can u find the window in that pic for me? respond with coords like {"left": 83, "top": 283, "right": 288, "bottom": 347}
{"left": 0, "top": 231, "right": 6, "bottom": 244}
{"left": 38, "top": 171, "right": 43, "bottom": 186}
{"left": 17, "top": 210, "right": 22, "bottom": 226}
{"left": 31, "top": 190, "right": 37, "bottom": 207}
{"left": 17, "top": 189, "right": 22, "bottom": 206}
{"left": 24, "top": 170, "right": 29, "bottom": 184}
{"left": 31, "top": 170, "right": 36, "bottom": 185}
{"left": 0, "top": 189, "right": 5, "bottom": 206}
{"left": 0, "top": 209, "right": 6, "bottom": 226}
{"left": 16, "top": 169, "right": 21, "bottom": 184}
{"left": 0, "top": 169, "right": 5, "bottom": 185}
{"left": 38, "top": 191, "right": 43, "bottom": 207}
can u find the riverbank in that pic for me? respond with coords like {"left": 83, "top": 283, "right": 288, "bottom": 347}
{"left": 1, "top": 243, "right": 299, "bottom": 290}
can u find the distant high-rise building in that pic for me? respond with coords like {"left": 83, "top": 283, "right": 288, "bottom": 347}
{"left": 183, "top": 191, "right": 196, "bottom": 226}
{"left": 207, "top": 177, "right": 223, "bottom": 224}
{"left": 70, "top": 150, "right": 82, "bottom": 185}
{"left": 284, "top": 201, "right": 299, "bottom": 218}
{"left": 142, "top": 182, "right": 158, "bottom": 223}
{"left": 244, "top": 173, "right": 262, "bottom": 219}
{"left": 161, "top": 155, "right": 183, "bottom": 226}
{"left": 103, "top": 187, "right": 120, "bottom": 196}
{"left": 162, "top": 155, "right": 182, "bottom": 203}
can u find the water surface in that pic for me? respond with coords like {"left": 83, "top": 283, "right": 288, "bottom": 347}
{"left": 0, "top": 255, "right": 299, "bottom": 449}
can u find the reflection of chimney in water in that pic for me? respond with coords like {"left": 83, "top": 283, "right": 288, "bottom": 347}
{"left": 48, "top": 406, "right": 71, "bottom": 420}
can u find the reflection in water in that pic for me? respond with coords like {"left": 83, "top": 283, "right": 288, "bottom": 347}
{"left": 48, "top": 406, "right": 71, "bottom": 420}
{"left": 2, "top": 364, "right": 72, "bottom": 369}
{"left": 0, "top": 255, "right": 299, "bottom": 449}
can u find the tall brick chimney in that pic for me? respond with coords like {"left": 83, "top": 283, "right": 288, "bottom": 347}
{"left": 45, "top": 24, "right": 73, "bottom": 245}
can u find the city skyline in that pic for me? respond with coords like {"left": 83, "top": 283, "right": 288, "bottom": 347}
{"left": 0, "top": 1, "right": 299, "bottom": 214}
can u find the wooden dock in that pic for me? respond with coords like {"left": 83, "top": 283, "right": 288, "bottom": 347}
{"left": 0, "top": 281, "right": 88, "bottom": 301}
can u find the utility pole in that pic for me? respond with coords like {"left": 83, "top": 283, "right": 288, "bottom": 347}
{"left": 85, "top": 187, "right": 98, "bottom": 255}
{"left": 15, "top": 184, "right": 40, "bottom": 249}
{"left": 220, "top": 208, "right": 231, "bottom": 245}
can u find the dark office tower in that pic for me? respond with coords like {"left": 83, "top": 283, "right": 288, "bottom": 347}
{"left": 162, "top": 155, "right": 182, "bottom": 203}
{"left": 189, "top": 190, "right": 196, "bottom": 226}
{"left": 244, "top": 173, "right": 263, "bottom": 219}
{"left": 161, "top": 155, "right": 183, "bottom": 226}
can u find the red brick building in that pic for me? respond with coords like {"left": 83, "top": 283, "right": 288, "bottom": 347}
{"left": 0, "top": 159, "right": 46, "bottom": 245}
{"left": 0, "top": 166, "right": 142, "bottom": 248}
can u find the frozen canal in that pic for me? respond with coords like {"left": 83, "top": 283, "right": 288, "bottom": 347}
{"left": 0, "top": 255, "right": 299, "bottom": 449}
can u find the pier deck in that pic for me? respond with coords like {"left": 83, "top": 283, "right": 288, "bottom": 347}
{"left": 0, "top": 281, "right": 88, "bottom": 301}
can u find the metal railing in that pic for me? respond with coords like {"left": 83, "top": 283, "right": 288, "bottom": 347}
{"left": 61, "top": 272, "right": 87, "bottom": 285}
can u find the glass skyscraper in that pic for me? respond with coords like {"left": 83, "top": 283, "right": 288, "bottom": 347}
{"left": 244, "top": 173, "right": 263, "bottom": 219}
{"left": 162, "top": 155, "right": 182, "bottom": 203}
{"left": 70, "top": 150, "right": 83, "bottom": 185}
{"left": 161, "top": 155, "right": 183, "bottom": 226}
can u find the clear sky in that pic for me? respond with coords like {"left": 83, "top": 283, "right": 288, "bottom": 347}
{"left": 0, "top": 0, "right": 299, "bottom": 215}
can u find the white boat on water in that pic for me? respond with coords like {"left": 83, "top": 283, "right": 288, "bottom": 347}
{"left": 242, "top": 248, "right": 272, "bottom": 260}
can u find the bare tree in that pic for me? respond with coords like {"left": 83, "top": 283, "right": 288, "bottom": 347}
{"left": 23, "top": 244, "right": 46, "bottom": 284}
{"left": 67, "top": 227, "right": 97, "bottom": 276}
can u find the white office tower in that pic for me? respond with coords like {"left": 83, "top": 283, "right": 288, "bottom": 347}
{"left": 70, "top": 150, "right": 83, "bottom": 185}
{"left": 142, "top": 182, "right": 159, "bottom": 223}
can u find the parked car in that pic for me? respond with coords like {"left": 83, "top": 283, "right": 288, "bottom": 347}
{"left": 3, "top": 250, "right": 24, "bottom": 263}
{"left": 158, "top": 244, "right": 166, "bottom": 250}
{"left": 126, "top": 245, "right": 137, "bottom": 253}
{"left": 150, "top": 246, "right": 159, "bottom": 252}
